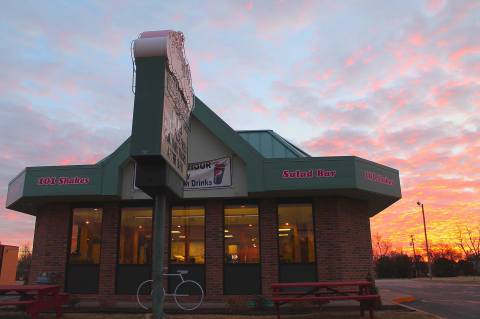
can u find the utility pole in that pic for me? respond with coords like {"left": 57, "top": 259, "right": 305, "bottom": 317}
{"left": 417, "top": 202, "right": 432, "bottom": 279}
{"left": 410, "top": 234, "right": 418, "bottom": 277}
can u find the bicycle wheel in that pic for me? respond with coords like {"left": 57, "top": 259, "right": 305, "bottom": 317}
{"left": 136, "top": 280, "right": 165, "bottom": 310}
{"left": 173, "top": 280, "right": 204, "bottom": 311}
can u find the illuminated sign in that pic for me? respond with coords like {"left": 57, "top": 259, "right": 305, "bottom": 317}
{"left": 363, "top": 170, "right": 394, "bottom": 186}
{"left": 282, "top": 169, "right": 336, "bottom": 179}
{"left": 37, "top": 176, "right": 90, "bottom": 186}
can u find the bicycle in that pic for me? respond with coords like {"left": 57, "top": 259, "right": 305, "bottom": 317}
{"left": 136, "top": 270, "right": 204, "bottom": 311}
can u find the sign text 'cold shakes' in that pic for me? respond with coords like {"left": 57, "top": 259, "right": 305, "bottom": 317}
{"left": 37, "top": 176, "right": 90, "bottom": 186}
{"left": 282, "top": 169, "right": 336, "bottom": 179}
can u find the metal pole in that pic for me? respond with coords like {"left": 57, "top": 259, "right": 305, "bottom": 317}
{"left": 410, "top": 235, "right": 418, "bottom": 277}
{"left": 152, "top": 193, "right": 167, "bottom": 319}
{"left": 419, "top": 203, "right": 433, "bottom": 279}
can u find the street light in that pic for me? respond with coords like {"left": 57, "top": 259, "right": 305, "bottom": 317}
{"left": 417, "top": 201, "right": 433, "bottom": 279}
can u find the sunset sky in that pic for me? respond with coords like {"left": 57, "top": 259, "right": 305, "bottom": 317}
{"left": 1, "top": 1, "right": 479, "bottom": 255}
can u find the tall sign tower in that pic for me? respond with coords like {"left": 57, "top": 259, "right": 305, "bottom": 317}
{"left": 130, "top": 30, "right": 194, "bottom": 318}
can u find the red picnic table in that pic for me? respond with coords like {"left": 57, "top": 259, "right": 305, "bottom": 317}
{"left": 0, "top": 285, "right": 69, "bottom": 319}
{"left": 271, "top": 280, "right": 380, "bottom": 319}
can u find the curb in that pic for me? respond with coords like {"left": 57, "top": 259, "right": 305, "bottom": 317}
{"left": 396, "top": 302, "right": 447, "bottom": 319}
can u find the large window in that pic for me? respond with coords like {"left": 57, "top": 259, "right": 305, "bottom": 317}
{"left": 224, "top": 205, "right": 259, "bottom": 263}
{"left": 69, "top": 208, "right": 103, "bottom": 264}
{"left": 119, "top": 207, "right": 153, "bottom": 264}
{"left": 278, "top": 203, "right": 315, "bottom": 263}
{"left": 170, "top": 206, "right": 205, "bottom": 264}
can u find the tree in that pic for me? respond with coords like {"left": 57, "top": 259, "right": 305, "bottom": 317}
{"left": 431, "top": 243, "right": 462, "bottom": 262}
{"left": 16, "top": 242, "right": 32, "bottom": 282}
{"left": 456, "top": 226, "right": 480, "bottom": 274}
{"left": 372, "top": 233, "right": 392, "bottom": 260}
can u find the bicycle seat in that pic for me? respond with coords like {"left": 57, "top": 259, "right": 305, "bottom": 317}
{"left": 177, "top": 270, "right": 189, "bottom": 275}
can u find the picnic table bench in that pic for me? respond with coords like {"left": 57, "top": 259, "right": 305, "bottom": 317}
{"left": 0, "top": 285, "right": 69, "bottom": 319}
{"left": 272, "top": 280, "right": 380, "bottom": 319}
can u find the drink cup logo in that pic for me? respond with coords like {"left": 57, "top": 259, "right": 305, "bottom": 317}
{"left": 213, "top": 160, "right": 226, "bottom": 185}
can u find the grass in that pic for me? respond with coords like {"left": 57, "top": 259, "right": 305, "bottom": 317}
{"left": 0, "top": 311, "right": 439, "bottom": 319}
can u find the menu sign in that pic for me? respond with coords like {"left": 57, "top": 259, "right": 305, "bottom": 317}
{"left": 161, "top": 70, "right": 189, "bottom": 180}
{"left": 185, "top": 157, "right": 231, "bottom": 190}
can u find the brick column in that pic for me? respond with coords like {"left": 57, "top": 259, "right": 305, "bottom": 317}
{"left": 205, "top": 199, "right": 223, "bottom": 298}
{"left": 29, "top": 203, "right": 70, "bottom": 290}
{"left": 314, "top": 197, "right": 373, "bottom": 281}
{"left": 259, "top": 199, "right": 278, "bottom": 297}
{"left": 314, "top": 197, "right": 341, "bottom": 281}
{"left": 338, "top": 198, "right": 373, "bottom": 279}
{"left": 98, "top": 202, "right": 120, "bottom": 299}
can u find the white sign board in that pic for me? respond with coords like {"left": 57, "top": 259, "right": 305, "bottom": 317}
{"left": 185, "top": 157, "right": 232, "bottom": 190}
{"left": 161, "top": 72, "right": 188, "bottom": 179}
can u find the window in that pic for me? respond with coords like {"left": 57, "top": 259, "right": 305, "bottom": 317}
{"left": 224, "top": 205, "right": 259, "bottom": 263}
{"left": 69, "top": 208, "right": 103, "bottom": 264}
{"left": 278, "top": 203, "right": 315, "bottom": 263}
{"left": 170, "top": 206, "right": 205, "bottom": 264}
{"left": 119, "top": 207, "right": 153, "bottom": 264}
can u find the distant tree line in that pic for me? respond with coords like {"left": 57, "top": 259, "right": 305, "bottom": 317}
{"left": 373, "top": 226, "right": 480, "bottom": 278}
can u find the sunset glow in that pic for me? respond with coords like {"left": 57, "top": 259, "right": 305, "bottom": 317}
{"left": 0, "top": 1, "right": 479, "bottom": 255}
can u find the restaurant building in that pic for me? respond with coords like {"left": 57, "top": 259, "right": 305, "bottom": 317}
{"left": 6, "top": 30, "right": 401, "bottom": 307}
{"left": 6, "top": 97, "right": 401, "bottom": 304}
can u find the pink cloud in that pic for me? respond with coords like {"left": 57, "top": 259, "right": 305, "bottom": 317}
{"left": 449, "top": 46, "right": 480, "bottom": 63}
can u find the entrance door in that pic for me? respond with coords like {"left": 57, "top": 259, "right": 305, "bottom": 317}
{"left": 66, "top": 208, "right": 102, "bottom": 294}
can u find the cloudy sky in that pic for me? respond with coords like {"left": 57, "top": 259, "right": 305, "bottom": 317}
{"left": 1, "top": 0, "right": 479, "bottom": 254}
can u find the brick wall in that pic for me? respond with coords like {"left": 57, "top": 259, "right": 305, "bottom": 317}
{"left": 259, "top": 199, "right": 278, "bottom": 297}
{"left": 315, "top": 197, "right": 373, "bottom": 281}
{"left": 98, "top": 202, "right": 120, "bottom": 300}
{"left": 27, "top": 196, "right": 374, "bottom": 304}
{"left": 204, "top": 199, "right": 223, "bottom": 298}
{"left": 29, "top": 203, "right": 70, "bottom": 289}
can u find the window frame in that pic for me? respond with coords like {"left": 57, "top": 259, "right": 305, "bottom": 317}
{"left": 277, "top": 201, "right": 317, "bottom": 265}
{"left": 67, "top": 206, "right": 104, "bottom": 265}
{"left": 223, "top": 202, "right": 261, "bottom": 265}
{"left": 118, "top": 206, "right": 154, "bottom": 265}
{"left": 169, "top": 204, "right": 206, "bottom": 265}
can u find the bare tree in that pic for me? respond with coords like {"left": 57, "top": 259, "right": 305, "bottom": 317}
{"left": 16, "top": 242, "right": 32, "bottom": 282}
{"left": 430, "top": 243, "right": 462, "bottom": 262}
{"left": 372, "top": 233, "right": 393, "bottom": 260}
{"left": 456, "top": 226, "right": 480, "bottom": 273}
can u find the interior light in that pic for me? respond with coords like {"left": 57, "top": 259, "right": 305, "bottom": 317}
{"left": 138, "top": 225, "right": 143, "bottom": 229}
{"left": 278, "top": 234, "right": 289, "bottom": 237}
{"left": 278, "top": 228, "right": 291, "bottom": 232}
{"left": 171, "top": 230, "right": 181, "bottom": 234}
{"left": 179, "top": 235, "right": 186, "bottom": 239}
{"left": 285, "top": 222, "right": 289, "bottom": 226}
{"left": 248, "top": 224, "right": 253, "bottom": 227}
{"left": 177, "top": 225, "right": 181, "bottom": 228}
{"left": 224, "top": 234, "right": 233, "bottom": 238}
{"left": 224, "top": 229, "right": 229, "bottom": 233}
{"left": 85, "top": 220, "right": 90, "bottom": 225}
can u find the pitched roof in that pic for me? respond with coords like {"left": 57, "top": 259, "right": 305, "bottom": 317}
{"left": 237, "top": 130, "right": 310, "bottom": 158}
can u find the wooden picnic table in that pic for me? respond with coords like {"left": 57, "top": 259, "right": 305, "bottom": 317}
{"left": 0, "top": 284, "right": 69, "bottom": 319}
{"left": 272, "top": 280, "right": 380, "bottom": 319}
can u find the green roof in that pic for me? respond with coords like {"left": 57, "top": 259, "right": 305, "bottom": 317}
{"left": 238, "top": 130, "right": 310, "bottom": 158}
{"left": 6, "top": 97, "right": 401, "bottom": 216}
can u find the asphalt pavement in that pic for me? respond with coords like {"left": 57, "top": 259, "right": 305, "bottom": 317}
{"left": 377, "top": 278, "right": 480, "bottom": 319}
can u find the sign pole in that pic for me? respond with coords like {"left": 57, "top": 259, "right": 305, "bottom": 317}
{"left": 152, "top": 193, "right": 167, "bottom": 319}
